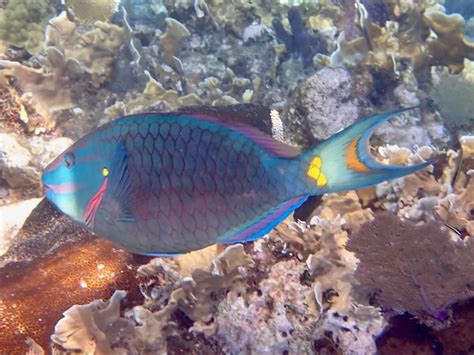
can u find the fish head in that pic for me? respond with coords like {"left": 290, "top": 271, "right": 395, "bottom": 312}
{"left": 42, "top": 136, "right": 110, "bottom": 225}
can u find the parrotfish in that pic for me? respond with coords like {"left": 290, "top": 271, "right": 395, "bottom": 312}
{"left": 42, "top": 105, "right": 432, "bottom": 255}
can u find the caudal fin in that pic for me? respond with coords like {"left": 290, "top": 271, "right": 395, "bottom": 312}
{"left": 302, "top": 108, "right": 435, "bottom": 194}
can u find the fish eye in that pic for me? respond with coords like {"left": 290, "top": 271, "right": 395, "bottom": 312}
{"left": 64, "top": 152, "right": 75, "bottom": 169}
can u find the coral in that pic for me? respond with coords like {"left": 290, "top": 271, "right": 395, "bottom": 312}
{"left": 431, "top": 60, "right": 474, "bottom": 133}
{"left": 51, "top": 290, "right": 134, "bottom": 353}
{"left": 273, "top": 8, "right": 326, "bottom": 66}
{"left": 0, "top": 199, "right": 146, "bottom": 353}
{"left": 104, "top": 75, "right": 203, "bottom": 118}
{"left": 44, "top": 11, "right": 126, "bottom": 87}
{"left": 283, "top": 67, "right": 359, "bottom": 147}
{"left": 372, "top": 136, "right": 473, "bottom": 237}
{"left": 0, "top": 0, "right": 54, "bottom": 53}
{"left": 0, "top": 59, "right": 74, "bottom": 126}
{"left": 0, "top": 84, "right": 27, "bottom": 130}
{"left": 347, "top": 212, "right": 474, "bottom": 321}
{"left": 140, "top": 244, "right": 253, "bottom": 324}
{"left": 216, "top": 259, "right": 317, "bottom": 354}
{"left": 313, "top": 191, "right": 374, "bottom": 233}
{"left": 328, "top": 2, "right": 474, "bottom": 75}
{"left": 159, "top": 17, "right": 191, "bottom": 72}
{"left": 424, "top": 9, "right": 474, "bottom": 73}
{"left": 64, "top": 0, "right": 120, "bottom": 22}
{"left": 242, "top": 22, "right": 272, "bottom": 43}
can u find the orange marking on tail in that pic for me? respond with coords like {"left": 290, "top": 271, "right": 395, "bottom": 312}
{"left": 346, "top": 137, "right": 371, "bottom": 173}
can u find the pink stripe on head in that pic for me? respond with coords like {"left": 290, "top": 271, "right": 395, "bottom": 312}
{"left": 84, "top": 178, "right": 108, "bottom": 227}
{"left": 46, "top": 182, "right": 84, "bottom": 194}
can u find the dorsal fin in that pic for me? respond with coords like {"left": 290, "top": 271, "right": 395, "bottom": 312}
{"left": 179, "top": 104, "right": 274, "bottom": 134}
{"left": 177, "top": 104, "right": 300, "bottom": 158}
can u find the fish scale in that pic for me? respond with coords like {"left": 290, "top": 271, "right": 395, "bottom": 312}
{"left": 43, "top": 108, "right": 433, "bottom": 255}
{"left": 90, "top": 115, "right": 290, "bottom": 254}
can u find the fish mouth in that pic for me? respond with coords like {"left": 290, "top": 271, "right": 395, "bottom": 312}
{"left": 42, "top": 182, "right": 84, "bottom": 194}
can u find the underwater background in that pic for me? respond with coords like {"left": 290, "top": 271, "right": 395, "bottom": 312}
{"left": 0, "top": 0, "right": 473, "bottom": 353}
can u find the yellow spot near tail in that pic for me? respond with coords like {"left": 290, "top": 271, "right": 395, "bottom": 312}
{"left": 307, "top": 156, "right": 327, "bottom": 187}
{"left": 102, "top": 167, "right": 109, "bottom": 177}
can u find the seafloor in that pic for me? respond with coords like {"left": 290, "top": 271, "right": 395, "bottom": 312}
{"left": 0, "top": 0, "right": 473, "bottom": 354}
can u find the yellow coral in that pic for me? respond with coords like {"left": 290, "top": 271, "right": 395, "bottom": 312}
{"left": 64, "top": 0, "right": 120, "bottom": 22}
{"left": 44, "top": 12, "right": 125, "bottom": 87}
{"left": 0, "top": 0, "right": 54, "bottom": 53}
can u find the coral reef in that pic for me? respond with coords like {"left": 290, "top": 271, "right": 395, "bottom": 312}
{"left": 0, "top": 0, "right": 54, "bottom": 53}
{"left": 44, "top": 11, "right": 126, "bottom": 87}
{"left": 1, "top": 0, "right": 474, "bottom": 353}
{"left": 64, "top": 0, "right": 121, "bottom": 22}
{"left": 347, "top": 212, "right": 474, "bottom": 320}
{"left": 328, "top": 1, "right": 474, "bottom": 75}
{"left": 431, "top": 60, "right": 474, "bottom": 133}
{"left": 0, "top": 199, "right": 147, "bottom": 353}
{"left": 0, "top": 59, "right": 75, "bottom": 127}
{"left": 273, "top": 7, "right": 326, "bottom": 66}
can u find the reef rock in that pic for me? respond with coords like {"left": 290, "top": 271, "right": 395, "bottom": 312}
{"left": 0, "top": 132, "right": 72, "bottom": 195}
{"left": 0, "top": 198, "right": 41, "bottom": 256}
{"left": 283, "top": 67, "right": 360, "bottom": 147}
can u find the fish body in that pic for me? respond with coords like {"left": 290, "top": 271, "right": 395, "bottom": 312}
{"left": 42, "top": 107, "right": 432, "bottom": 255}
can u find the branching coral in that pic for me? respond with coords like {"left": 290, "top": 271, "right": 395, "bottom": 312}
{"left": 424, "top": 9, "right": 474, "bottom": 73}
{"left": 347, "top": 212, "right": 474, "bottom": 321}
{"left": 372, "top": 136, "right": 473, "bottom": 237}
{"left": 329, "top": 2, "right": 474, "bottom": 75}
{"left": 44, "top": 11, "right": 126, "bottom": 87}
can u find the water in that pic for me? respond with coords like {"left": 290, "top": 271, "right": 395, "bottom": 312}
{"left": 0, "top": 0, "right": 473, "bottom": 353}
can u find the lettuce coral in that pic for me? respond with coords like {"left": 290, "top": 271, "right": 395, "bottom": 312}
{"left": 44, "top": 11, "right": 125, "bottom": 87}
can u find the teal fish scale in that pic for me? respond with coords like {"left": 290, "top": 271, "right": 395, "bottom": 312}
{"left": 94, "top": 116, "right": 289, "bottom": 254}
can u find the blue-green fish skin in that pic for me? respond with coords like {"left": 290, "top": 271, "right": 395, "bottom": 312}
{"left": 42, "top": 108, "right": 433, "bottom": 255}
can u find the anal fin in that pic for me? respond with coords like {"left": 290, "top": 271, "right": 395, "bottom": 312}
{"left": 219, "top": 195, "right": 309, "bottom": 244}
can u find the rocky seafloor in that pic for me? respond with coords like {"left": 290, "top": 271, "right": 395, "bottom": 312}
{"left": 0, "top": 0, "right": 473, "bottom": 353}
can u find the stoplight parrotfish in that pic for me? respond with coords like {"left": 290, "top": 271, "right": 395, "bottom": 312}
{"left": 42, "top": 106, "right": 433, "bottom": 255}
